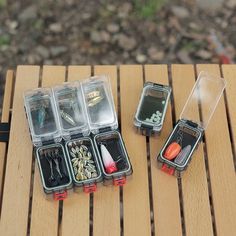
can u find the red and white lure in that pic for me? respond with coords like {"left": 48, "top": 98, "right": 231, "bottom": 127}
{"left": 100, "top": 144, "right": 118, "bottom": 174}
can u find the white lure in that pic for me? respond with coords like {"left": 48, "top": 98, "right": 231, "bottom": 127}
{"left": 100, "top": 144, "right": 117, "bottom": 174}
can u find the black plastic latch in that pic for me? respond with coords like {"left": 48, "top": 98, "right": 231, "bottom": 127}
{"left": 186, "top": 120, "right": 198, "bottom": 128}
{"left": 42, "top": 139, "right": 56, "bottom": 146}
{"left": 140, "top": 123, "right": 153, "bottom": 136}
{"left": 0, "top": 122, "right": 10, "bottom": 143}
{"left": 98, "top": 127, "right": 113, "bottom": 133}
{"left": 145, "top": 81, "right": 163, "bottom": 88}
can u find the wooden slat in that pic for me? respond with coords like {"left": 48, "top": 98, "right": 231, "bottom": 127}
{"left": 30, "top": 66, "right": 66, "bottom": 236}
{"left": 221, "top": 65, "right": 236, "bottom": 167}
{"left": 145, "top": 65, "right": 183, "bottom": 236}
{"left": 0, "top": 66, "right": 40, "bottom": 236}
{"left": 196, "top": 64, "right": 236, "bottom": 236}
{"left": 61, "top": 66, "right": 91, "bottom": 236}
{"left": 171, "top": 65, "right": 213, "bottom": 236}
{"left": 120, "top": 65, "right": 151, "bottom": 236}
{"left": 93, "top": 65, "right": 120, "bottom": 236}
{"left": 0, "top": 71, "right": 14, "bottom": 209}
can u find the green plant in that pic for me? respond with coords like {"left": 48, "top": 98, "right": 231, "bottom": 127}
{"left": 134, "top": 0, "right": 167, "bottom": 19}
{"left": 0, "top": 35, "right": 10, "bottom": 46}
{"left": 0, "top": 0, "right": 6, "bottom": 8}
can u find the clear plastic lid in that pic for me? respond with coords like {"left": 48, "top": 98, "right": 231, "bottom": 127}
{"left": 24, "top": 88, "right": 61, "bottom": 146}
{"left": 180, "top": 71, "right": 226, "bottom": 130}
{"left": 135, "top": 82, "right": 171, "bottom": 130}
{"left": 81, "top": 75, "right": 118, "bottom": 134}
{"left": 53, "top": 82, "right": 90, "bottom": 139}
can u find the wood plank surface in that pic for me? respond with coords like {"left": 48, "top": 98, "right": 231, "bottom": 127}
{"left": 61, "top": 66, "right": 91, "bottom": 236}
{"left": 120, "top": 65, "right": 151, "bottom": 236}
{"left": 171, "top": 65, "right": 213, "bottom": 236}
{"left": 1, "top": 64, "right": 236, "bottom": 236}
{"left": 0, "top": 66, "right": 40, "bottom": 236}
{"left": 196, "top": 64, "right": 236, "bottom": 236}
{"left": 221, "top": 65, "right": 236, "bottom": 168}
{"left": 145, "top": 65, "right": 183, "bottom": 236}
{"left": 30, "top": 66, "right": 66, "bottom": 236}
{"left": 0, "top": 71, "right": 14, "bottom": 212}
{"left": 93, "top": 65, "right": 120, "bottom": 236}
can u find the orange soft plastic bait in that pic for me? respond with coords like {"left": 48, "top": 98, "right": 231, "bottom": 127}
{"left": 164, "top": 142, "right": 181, "bottom": 160}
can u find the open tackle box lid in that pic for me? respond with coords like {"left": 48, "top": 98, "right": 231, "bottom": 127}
{"left": 24, "top": 87, "right": 61, "bottom": 146}
{"left": 53, "top": 81, "right": 90, "bottom": 140}
{"left": 81, "top": 75, "right": 118, "bottom": 134}
{"left": 180, "top": 71, "right": 226, "bottom": 130}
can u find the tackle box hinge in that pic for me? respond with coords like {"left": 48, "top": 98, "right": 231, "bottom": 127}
{"left": 83, "top": 183, "right": 97, "bottom": 193}
{"left": 161, "top": 164, "right": 175, "bottom": 176}
{"left": 185, "top": 120, "right": 204, "bottom": 133}
{"left": 145, "top": 81, "right": 163, "bottom": 88}
{"left": 113, "top": 176, "right": 126, "bottom": 186}
{"left": 0, "top": 122, "right": 10, "bottom": 143}
{"left": 186, "top": 120, "right": 198, "bottom": 128}
{"left": 98, "top": 127, "right": 113, "bottom": 133}
{"left": 53, "top": 190, "right": 68, "bottom": 201}
{"left": 42, "top": 139, "right": 57, "bottom": 146}
{"left": 70, "top": 133, "right": 83, "bottom": 140}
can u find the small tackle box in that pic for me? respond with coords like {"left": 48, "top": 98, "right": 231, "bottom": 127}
{"left": 53, "top": 81, "right": 103, "bottom": 194}
{"left": 157, "top": 71, "right": 226, "bottom": 177}
{"left": 81, "top": 76, "right": 132, "bottom": 186}
{"left": 24, "top": 75, "right": 132, "bottom": 199}
{"left": 134, "top": 82, "right": 171, "bottom": 136}
{"left": 24, "top": 88, "right": 73, "bottom": 200}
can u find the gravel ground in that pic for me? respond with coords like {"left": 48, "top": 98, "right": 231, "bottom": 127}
{"left": 0, "top": 0, "right": 235, "bottom": 117}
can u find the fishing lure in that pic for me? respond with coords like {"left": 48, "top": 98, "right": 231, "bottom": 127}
{"left": 38, "top": 107, "right": 46, "bottom": 128}
{"left": 100, "top": 144, "right": 117, "bottom": 174}
{"left": 60, "top": 110, "right": 76, "bottom": 126}
{"left": 164, "top": 142, "right": 181, "bottom": 160}
{"left": 164, "top": 130, "right": 183, "bottom": 160}
{"left": 88, "top": 96, "right": 103, "bottom": 107}
{"left": 174, "top": 145, "right": 191, "bottom": 165}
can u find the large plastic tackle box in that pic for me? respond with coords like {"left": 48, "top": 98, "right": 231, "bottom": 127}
{"left": 24, "top": 75, "right": 132, "bottom": 200}
{"left": 157, "top": 71, "right": 226, "bottom": 177}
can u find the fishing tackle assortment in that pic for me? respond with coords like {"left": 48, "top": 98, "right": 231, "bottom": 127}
{"left": 66, "top": 138, "right": 102, "bottom": 193}
{"left": 157, "top": 71, "right": 226, "bottom": 177}
{"left": 24, "top": 75, "right": 132, "bottom": 200}
{"left": 94, "top": 131, "right": 132, "bottom": 185}
{"left": 37, "top": 145, "right": 72, "bottom": 191}
{"left": 134, "top": 82, "right": 171, "bottom": 136}
{"left": 24, "top": 70, "right": 224, "bottom": 199}
{"left": 82, "top": 76, "right": 132, "bottom": 186}
{"left": 24, "top": 88, "right": 61, "bottom": 146}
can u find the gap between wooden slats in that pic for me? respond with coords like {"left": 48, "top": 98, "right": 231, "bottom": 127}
{"left": 144, "top": 65, "right": 183, "bottom": 236}
{"left": 120, "top": 65, "right": 151, "bottom": 236}
{"left": 0, "top": 71, "right": 14, "bottom": 218}
{"left": 92, "top": 65, "right": 120, "bottom": 236}
{"left": 29, "top": 66, "right": 66, "bottom": 236}
{"left": 171, "top": 64, "right": 214, "bottom": 236}
{"left": 60, "top": 66, "right": 91, "bottom": 236}
{"left": 0, "top": 66, "right": 40, "bottom": 236}
{"left": 221, "top": 65, "right": 236, "bottom": 171}
{"left": 196, "top": 64, "right": 236, "bottom": 236}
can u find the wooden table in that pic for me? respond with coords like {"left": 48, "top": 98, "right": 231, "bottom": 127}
{"left": 0, "top": 65, "right": 235, "bottom": 236}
